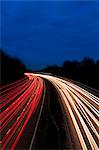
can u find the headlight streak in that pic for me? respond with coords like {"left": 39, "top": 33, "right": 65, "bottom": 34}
{"left": 63, "top": 89, "right": 98, "bottom": 149}
{"left": 30, "top": 73, "right": 99, "bottom": 150}
{"left": 1, "top": 73, "right": 99, "bottom": 150}
{"left": 60, "top": 82, "right": 99, "bottom": 125}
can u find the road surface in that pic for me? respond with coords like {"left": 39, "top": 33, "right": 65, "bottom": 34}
{"left": 0, "top": 75, "right": 44, "bottom": 149}
{"left": 0, "top": 73, "right": 99, "bottom": 150}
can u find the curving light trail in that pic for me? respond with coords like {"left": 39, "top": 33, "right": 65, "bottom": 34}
{"left": 0, "top": 75, "right": 44, "bottom": 150}
{"left": 0, "top": 73, "right": 99, "bottom": 150}
{"left": 26, "top": 73, "right": 99, "bottom": 150}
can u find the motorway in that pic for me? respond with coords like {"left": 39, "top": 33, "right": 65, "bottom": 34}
{"left": 0, "top": 75, "right": 44, "bottom": 149}
{"left": 0, "top": 73, "right": 99, "bottom": 150}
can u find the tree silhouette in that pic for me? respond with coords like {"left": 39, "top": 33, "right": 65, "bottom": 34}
{"left": 0, "top": 49, "right": 99, "bottom": 90}
{"left": 0, "top": 49, "right": 26, "bottom": 85}
{"left": 43, "top": 58, "right": 99, "bottom": 90}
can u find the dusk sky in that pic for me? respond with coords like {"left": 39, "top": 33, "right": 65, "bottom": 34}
{"left": 1, "top": 1, "right": 99, "bottom": 69}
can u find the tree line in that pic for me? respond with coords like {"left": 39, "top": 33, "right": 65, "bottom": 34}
{"left": 42, "top": 58, "right": 99, "bottom": 90}
{"left": 0, "top": 49, "right": 99, "bottom": 90}
{"left": 0, "top": 49, "right": 26, "bottom": 85}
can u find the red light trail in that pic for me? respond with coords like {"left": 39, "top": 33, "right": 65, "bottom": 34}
{"left": 0, "top": 75, "right": 44, "bottom": 149}
{"left": 29, "top": 73, "right": 99, "bottom": 150}
{"left": 0, "top": 73, "right": 99, "bottom": 150}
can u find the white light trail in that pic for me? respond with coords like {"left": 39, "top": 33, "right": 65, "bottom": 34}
{"left": 28, "top": 73, "right": 99, "bottom": 150}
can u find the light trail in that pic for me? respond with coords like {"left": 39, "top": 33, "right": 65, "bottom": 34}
{"left": 1, "top": 77, "right": 28, "bottom": 95}
{"left": 28, "top": 73, "right": 99, "bottom": 150}
{"left": 0, "top": 80, "right": 31, "bottom": 109}
{"left": 0, "top": 78, "right": 28, "bottom": 100}
{"left": 0, "top": 76, "right": 44, "bottom": 149}
{"left": 0, "top": 73, "right": 99, "bottom": 150}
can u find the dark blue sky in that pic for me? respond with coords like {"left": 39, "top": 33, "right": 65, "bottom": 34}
{"left": 1, "top": 1, "right": 99, "bottom": 69}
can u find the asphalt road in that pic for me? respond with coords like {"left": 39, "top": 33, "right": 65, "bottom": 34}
{"left": 0, "top": 73, "right": 99, "bottom": 150}
{"left": 1, "top": 75, "right": 44, "bottom": 149}
{"left": 27, "top": 73, "right": 99, "bottom": 150}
